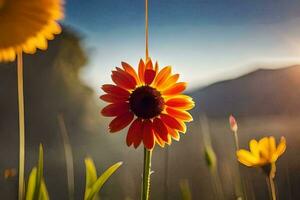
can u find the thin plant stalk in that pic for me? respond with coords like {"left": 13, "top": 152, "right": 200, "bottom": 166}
{"left": 57, "top": 114, "right": 75, "bottom": 200}
{"left": 142, "top": 0, "right": 152, "bottom": 199}
{"left": 232, "top": 127, "right": 247, "bottom": 200}
{"left": 142, "top": 148, "right": 152, "bottom": 200}
{"left": 267, "top": 175, "right": 276, "bottom": 200}
{"left": 17, "top": 52, "right": 25, "bottom": 200}
{"left": 233, "top": 130, "right": 240, "bottom": 150}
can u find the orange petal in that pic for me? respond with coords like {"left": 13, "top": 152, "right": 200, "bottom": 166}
{"left": 152, "top": 118, "right": 168, "bottom": 142}
{"left": 154, "top": 132, "right": 166, "bottom": 147}
{"left": 162, "top": 82, "right": 187, "bottom": 95}
{"left": 138, "top": 59, "right": 146, "bottom": 83}
{"left": 144, "top": 69, "right": 156, "bottom": 85}
{"left": 109, "top": 112, "right": 134, "bottom": 133}
{"left": 167, "top": 126, "right": 180, "bottom": 141}
{"left": 160, "top": 114, "right": 186, "bottom": 133}
{"left": 159, "top": 74, "right": 180, "bottom": 90}
{"left": 154, "top": 66, "right": 172, "bottom": 88}
{"left": 126, "top": 118, "right": 143, "bottom": 148}
{"left": 142, "top": 120, "right": 155, "bottom": 150}
{"left": 111, "top": 70, "right": 137, "bottom": 90}
{"left": 166, "top": 96, "right": 195, "bottom": 110}
{"left": 146, "top": 59, "right": 153, "bottom": 70}
{"left": 166, "top": 107, "right": 193, "bottom": 122}
{"left": 101, "top": 102, "right": 129, "bottom": 117}
{"left": 102, "top": 84, "right": 130, "bottom": 97}
{"left": 100, "top": 94, "right": 129, "bottom": 103}
{"left": 121, "top": 62, "right": 139, "bottom": 83}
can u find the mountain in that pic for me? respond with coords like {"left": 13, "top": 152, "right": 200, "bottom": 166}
{"left": 190, "top": 65, "right": 300, "bottom": 118}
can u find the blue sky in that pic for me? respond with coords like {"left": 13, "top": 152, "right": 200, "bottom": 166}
{"left": 65, "top": 0, "right": 300, "bottom": 92}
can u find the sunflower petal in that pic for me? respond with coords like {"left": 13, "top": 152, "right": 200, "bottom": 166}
{"left": 126, "top": 118, "right": 143, "bottom": 148}
{"left": 154, "top": 66, "right": 172, "bottom": 88}
{"left": 111, "top": 70, "right": 137, "bottom": 90}
{"left": 109, "top": 112, "right": 134, "bottom": 133}
{"left": 121, "top": 61, "right": 139, "bottom": 83}
{"left": 101, "top": 102, "right": 129, "bottom": 117}
{"left": 138, "top": 59, "right": 146, "bottom": 83}
{"left": 152, "top": 118, "right": 168, "bottom": 142}
{"left": 160, "top": 114, "right": 186, "bottom": 133}
{"left": 162, "top": 82, "right": 187, "bottom": 96}
{"left": 144, "top": 69, "right": 156, "bottom": 85}
{"left": 166, "top": 95, "right": 195, "bottom": 110}
{"left": 142, "top": 120, "right": 155, "bottom": 150}
{"left": 166, "top": 107, "right": 193, "bottom": 122}
{"left": 100, "top": 94, "right": 129, "bottom": 103}
{"left": 101, "top": 84, "right": 130, "bottom": 97}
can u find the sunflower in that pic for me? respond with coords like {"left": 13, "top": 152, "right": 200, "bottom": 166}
{"left": 100, "top": 59, "right": 195, "bottom": 149}
{"left": 0, "top": 0, "right": 64, "bottom": 62}
{"left": 236, "top": 136, "right": 286, "bottom": 175}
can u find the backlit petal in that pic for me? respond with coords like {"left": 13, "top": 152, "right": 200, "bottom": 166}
{"left": 101, "top": 102, "right": 129, "bottom": 117}
{"left": 162, "top": 82, "right": 187, "bottom": 96}
{"left": 100, "top": 94, "right": 129, "bottom": 103}
{"left": 111, "top": 70, "right": 137, "bottom": 90}
{"left": 121, "top": 61, "right": 139, "bottom": 83}
{"left": 142, "top": 120, "right": 155, "bottom": 150}
{"left": 160, "top": 114, "right": 186, "bottom": 133}
{"left": 144, "top": 69, "right": 156, "bottom": 85}
{"left": 109, "top": 112, "right": 134, "bottom": 133}
{"left": 166, "top": 107, "right": 193, "bottom": 122}
{"left": 138, "top": 59, "right": 146, "bottom": 83}
{"left": 166, "top": 95, "right": 195, "bottom": 110}
{"left": 126, "top": 118, "right": 143, "bottom": 148}
{"left": 154, "top": 66, "right": 172, "bottom": 88}
{"left": 152, "top": 118, "right": 168, "bottom": 142}
{"left": 102, "top": 84, "right": 130, "bottom": 97}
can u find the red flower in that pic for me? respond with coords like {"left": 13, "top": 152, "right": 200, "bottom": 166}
{"left": 100, "top": 59, "right": 195, "bottom": 149}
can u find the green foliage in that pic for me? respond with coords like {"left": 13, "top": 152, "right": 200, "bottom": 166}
{"left": 179, "top": 179, "right": 192, "bottom": 200}
{"left": 84, "top": 157, "right": 123, "bottom": 200}
{"left": 204, "top": 146, "right": 217, "bottom": 171}
{"left": 26, "top": 144, "right": 49, "bottom": 200}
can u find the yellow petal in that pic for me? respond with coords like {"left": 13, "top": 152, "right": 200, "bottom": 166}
{"left": 236, "top": 150, "right": 259, "bottom": 167}
{"left": 269, "top": 136, "right": 276, "bottom": 155}
{"left": 275, "top": 136, "right": 286, "bottom": 157}
{"left": 249, "top": 139, "right": 260, "bottom": 158}
{"left": 258, "top": 137, "right": 270, "bottom": 160}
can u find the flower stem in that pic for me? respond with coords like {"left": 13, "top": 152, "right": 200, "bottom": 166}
{"left": 267, "top": 175, "right": 276, "bottom": 200}
{"left": 17, "top": 52, "right": 25, "bottom": 200}
{"left": 233, "top": 131, "right": 239, "bottom": 150}
{"left": 142, "top": 148, "right": 152, "bottom": 200}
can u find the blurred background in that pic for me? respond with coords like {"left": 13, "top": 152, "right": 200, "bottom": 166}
{"left": 1, "top": 0, "right": 300, "bottom": 199}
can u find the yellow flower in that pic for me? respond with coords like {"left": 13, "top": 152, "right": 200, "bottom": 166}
{"left": 237, "top": 136, "right": 286, "bottom": 167}
{"left": 0, "top": 0, "right": 64, "bottom": 62}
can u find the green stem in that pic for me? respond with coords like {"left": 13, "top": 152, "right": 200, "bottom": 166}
{"left": 267, "top": 175, "right": 276, "bottom": 200}
{"left": 142, "top": 148, "right": 152, "bottom": 200}
{"left": 17, "top": 52, "right": 25, "bottom": 200}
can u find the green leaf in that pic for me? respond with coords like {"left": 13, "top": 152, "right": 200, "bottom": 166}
{"left": 26, "top": 167, "right": 37, "bottom": 200}
{"left": 84, "top": 157, "right": 98, "bottom": 200}
{"left": 86, "top": 162, "right": 123, "bottom": 200}
{"left": 33, "top": 144, "right": 44, "bottom": 200}
{"left": 26, "top": 144, "right": 49, "bottom": 200}
{"left": 40, "top": 179, "right": 49, "bottom": 200}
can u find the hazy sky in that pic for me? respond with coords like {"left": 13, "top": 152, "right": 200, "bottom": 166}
{"left": 65, "top": 0, "right": 300, "bottom": 92}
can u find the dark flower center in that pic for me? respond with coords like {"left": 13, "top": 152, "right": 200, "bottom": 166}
{"left": 129, "top": 86, "right": 164, "bottom": 119}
